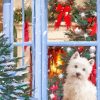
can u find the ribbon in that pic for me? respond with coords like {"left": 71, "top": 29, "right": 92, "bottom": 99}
{"left": 54, "top": 4, "right": 71, "bottom": 29}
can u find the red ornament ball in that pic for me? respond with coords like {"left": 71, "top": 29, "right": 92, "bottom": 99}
{"left": 78, "top": 46, "right": 84, "bottom": 52}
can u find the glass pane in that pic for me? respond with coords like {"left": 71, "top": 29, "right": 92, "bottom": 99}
{"left": 48, "top": 46, "right": 96, "bottom": 99}
{"left": 13, "top": 46, "right": 23, "bottom": 66}
{"left": 48, "top": 0, "right": 97, "bottom": 41}
{"left": 14, "top": 46, "right": 32, "bottom": 95}
{"left": 0, "top": 0, "right": 3, "bottom": 32}
{"left": 14, "top": 0, "right": 32, "bottom": 42}
{"left": 14, "top": 0, "right": 22, "bottom": 42}
{"left": 24, "top": 0, "right": 32, "bottom": 42}
{"left": 24, "top": 46, "right": 32, "bottom": 96}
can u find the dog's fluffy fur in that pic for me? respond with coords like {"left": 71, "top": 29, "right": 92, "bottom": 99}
{"left": 63, "top": 52, "right": 96, "bottom": 100}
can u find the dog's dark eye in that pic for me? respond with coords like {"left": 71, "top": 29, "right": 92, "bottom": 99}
{"left": 83, "top": 68, "right": 86, "bottom": 71}
{"left": 74, "top": 65, "right": 78, "bottom": 68}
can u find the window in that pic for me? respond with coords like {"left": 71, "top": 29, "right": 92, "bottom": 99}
{"left": 3, "top": 0, "right": 100, "bottom": 100}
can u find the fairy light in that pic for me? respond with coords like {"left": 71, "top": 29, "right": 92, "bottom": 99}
{"left": 51, "top": 62, "right": 57, "bottom": 73}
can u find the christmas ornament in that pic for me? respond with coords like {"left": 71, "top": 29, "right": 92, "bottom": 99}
{"left": 66, "top": 47, "right": 72, "bottom": 52}
{"left": 54, "top": 4, "right": 71, "bottom": 29}
{"left": 89, "top": 46, "right": 96, "bottom": 53}
{"left": 74, "top": 27, "right": 83, "bottom": 34}
{"left": 66, "top": 47, "right": 74, "bottom": 56}
{"left": 80, "top": 12, "right": 86, "bottom": 18}
{"left": 90, "top": 53, "right": 95, "bottom": 58}
{"left": 58, "top": 74, "right": 63, "bottom": 79}
{"left": 50, "top": 93, "right": 57, "bottom": 100}
{"left": 78, "top": 46, "right": 84, "bottom": 52}
{"left": 50, "top": 94, "right": 55, "bottom": 99}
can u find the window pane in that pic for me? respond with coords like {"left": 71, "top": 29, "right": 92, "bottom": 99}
{"left": 14, "top": 0, "right": 32, "bottom": 42}
{"left": 13, "top": 46, "right": 32, "bottom": 95}
{"left": 48, "top": 0, "right": 97, "bottom": 41}
{"left": 48, "top": 46, "right": 96, "bottom": 99}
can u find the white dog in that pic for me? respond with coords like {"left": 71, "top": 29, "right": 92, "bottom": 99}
{"left": 63, "top": 52, "right": 96, "bottom": 100}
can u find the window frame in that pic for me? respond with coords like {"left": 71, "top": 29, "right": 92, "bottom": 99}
{"left": 3, "top": 0, "right": 100, "bottom": 100}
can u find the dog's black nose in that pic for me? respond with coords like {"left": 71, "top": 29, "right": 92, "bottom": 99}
{"left": 76, "top": 73, "right": 80, "bottom": 77}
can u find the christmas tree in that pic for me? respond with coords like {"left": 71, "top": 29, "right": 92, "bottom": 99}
{"left": 0, "top": 34, "right": 30, "bottom": 99}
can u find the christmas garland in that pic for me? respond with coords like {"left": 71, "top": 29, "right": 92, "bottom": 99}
{"left": 14, "top": 7, "right": 32, "bottom": 23}
{"left": 51, "top": 0, "right": 97, "bottom": 41}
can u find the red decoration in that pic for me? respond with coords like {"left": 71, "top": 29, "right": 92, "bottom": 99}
{"left": 52, "top": 94, "right": 58, "bottom": 100}
{"left": 87, "top": 17, "right": 96, "bottom": 23}
{"left": 50, "top": 85, "right": 58, "bottom": 91}
{"left": 87, "top": 16, "right": 97, "bottom": 36}
{"left": 78, "top": 46, "right": 84, "bottom": 52}
{"left": 89, "top": 23, "right": 97, "bottom": 36}
{"left": 89, "top": 62, "right": 96, "bottom": 85}
{"left": 24, "top": 21, "right": 32, "bottom": 95}
{"left": 24, "top": 21, "right": 29, "bottom": 50}
{"left": 54, "top": 4, "right": 71, "bottom": 29}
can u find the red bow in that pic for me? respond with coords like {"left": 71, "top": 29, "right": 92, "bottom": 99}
{"left": 54, "top": 4, "right": 71, "bottom": 29}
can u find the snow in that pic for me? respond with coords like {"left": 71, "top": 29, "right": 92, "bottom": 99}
{"left": 14, "top": 90, "right": 24, "bottom": 93}
{"left": 0, "top": 85, "right": 5, "bottom": 89}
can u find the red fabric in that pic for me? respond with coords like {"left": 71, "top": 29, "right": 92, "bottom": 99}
{"left": 54, "top": 4, "right": 71, "bottom": 29}
{"left": 24, "top": 21, "right": 29, "bottom": 50}
{"left": 89, "top": 62, "right": 96, "bottom": 85}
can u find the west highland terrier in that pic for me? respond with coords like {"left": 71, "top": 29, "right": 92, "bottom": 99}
{"left": 63, "top": 51, "right": 96, "bottom": 100}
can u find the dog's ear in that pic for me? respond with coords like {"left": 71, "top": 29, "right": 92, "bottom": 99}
{"left": 71, "top": 51, "right": 80, "bottom": 60}
{"left": 89, "top": 59, "right": 95, "bottom": 66}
